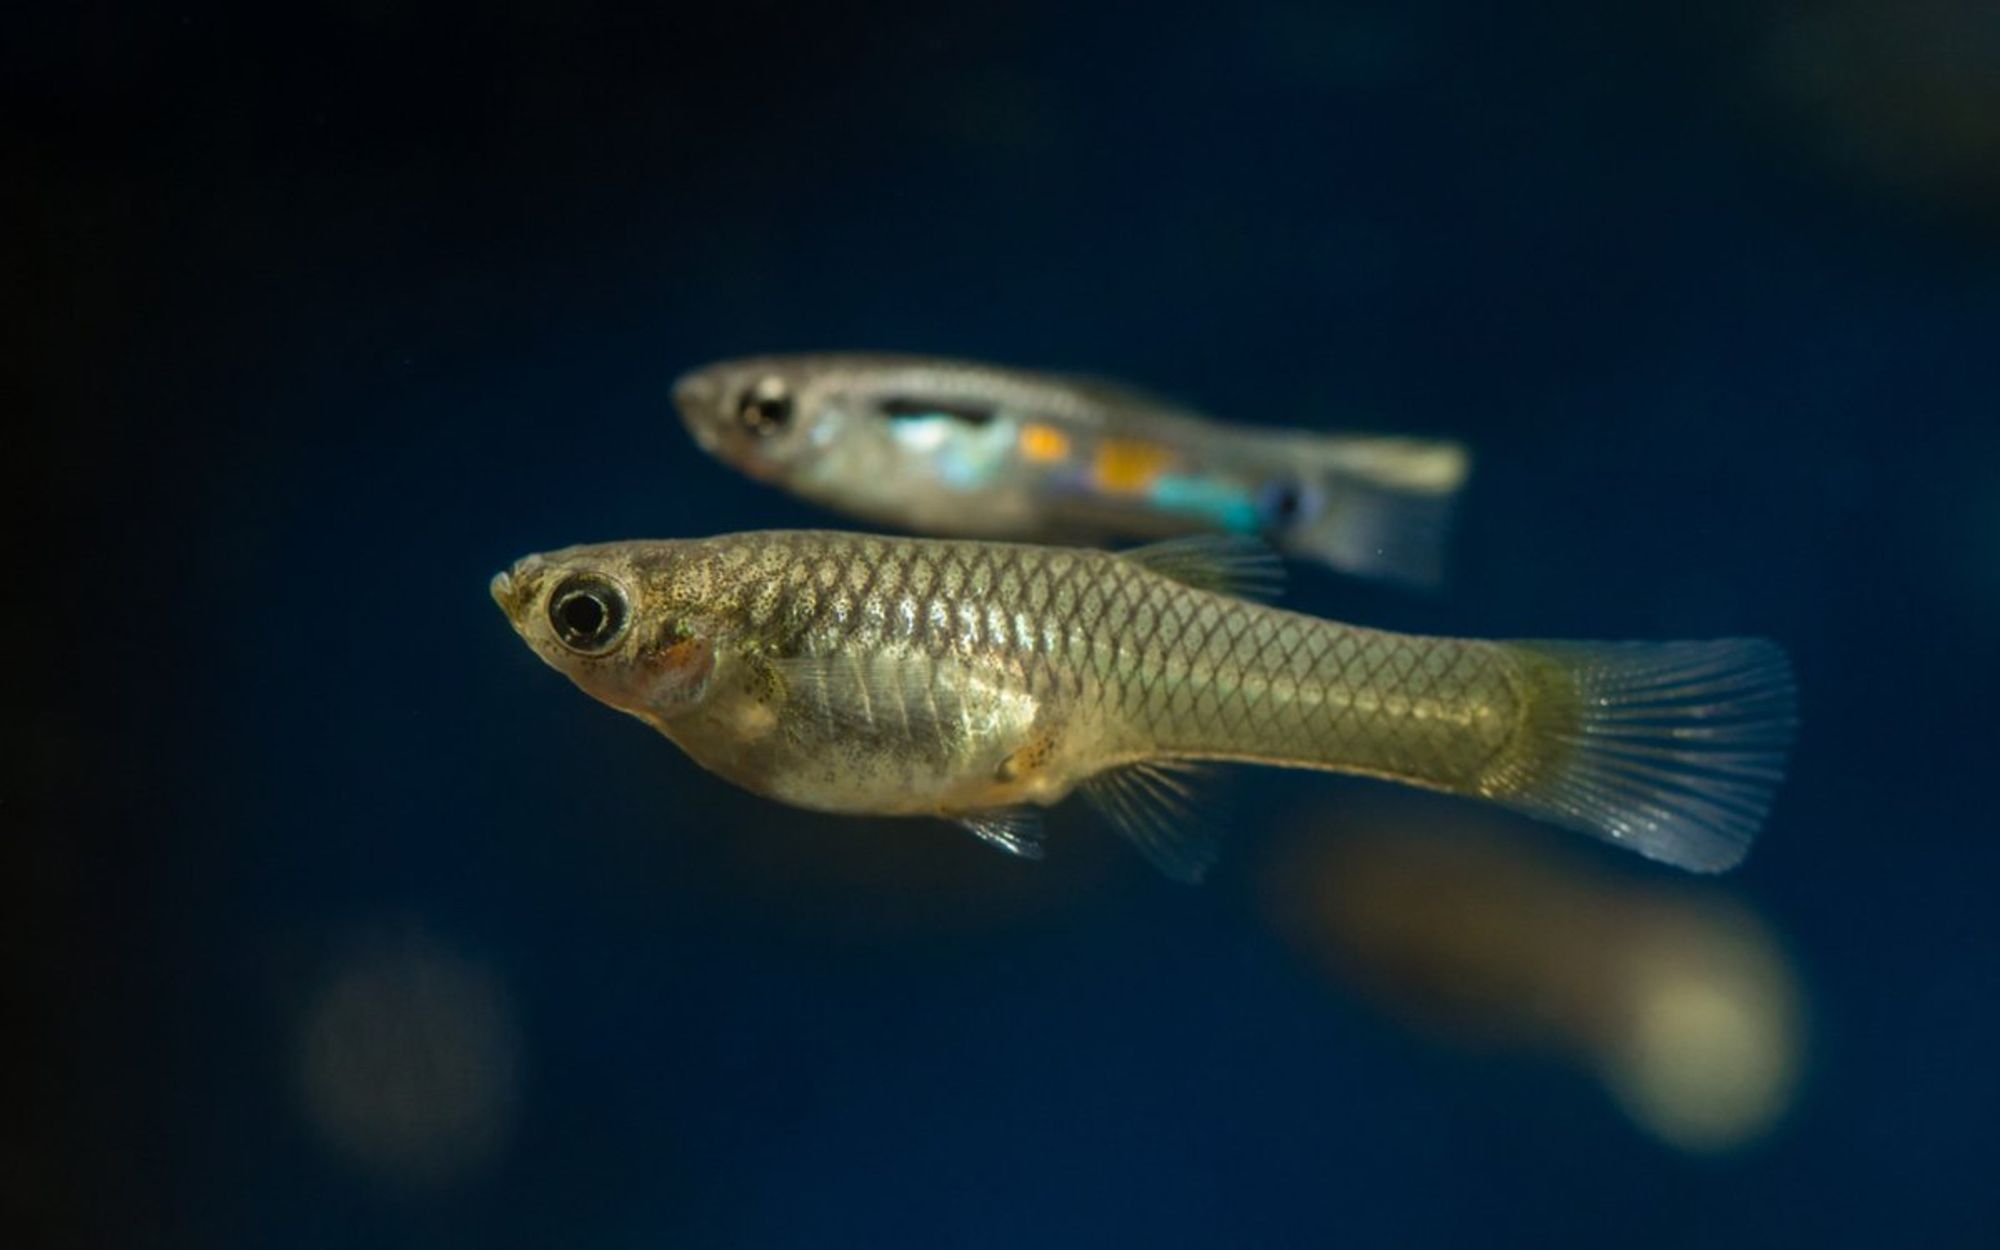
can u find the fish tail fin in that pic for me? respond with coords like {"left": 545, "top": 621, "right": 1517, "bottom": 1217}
{"left": 1484, "top": 639, "right": 1797, "bottom": 872}
{"left": 1284, "top": 436, "right": 1470, "bottom": 590}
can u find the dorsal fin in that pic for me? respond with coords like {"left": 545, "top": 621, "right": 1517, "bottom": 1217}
{"left": 1119, "top": 535, "right": 1284, "bottom": 602}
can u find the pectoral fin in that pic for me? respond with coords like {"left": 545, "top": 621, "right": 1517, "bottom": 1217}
{"left": 770, "top": 651, "right": 949, "bottom": 738}
{"left": 769, "top": 650, "right": 1037, "bottom": 744}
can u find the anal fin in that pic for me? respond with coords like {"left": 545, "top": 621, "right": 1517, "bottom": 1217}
{"left": 1080, "top": 759, "right": 1221, "bottom": 883}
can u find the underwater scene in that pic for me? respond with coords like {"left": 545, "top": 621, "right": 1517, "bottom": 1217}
{"left": 17, "top": 2, "right": 2000, "bottom": 1246}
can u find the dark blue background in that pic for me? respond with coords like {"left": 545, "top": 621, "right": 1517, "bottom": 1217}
{"left": 17, "top": 2, "right": 1999, "bottom": 1246}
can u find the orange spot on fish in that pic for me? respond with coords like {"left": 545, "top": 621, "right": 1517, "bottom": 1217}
{"left": 1018, "top": 423, "right": 1071, "bottom": 463}
{"left": 1093, "top": 439, "right": 1171, "bottom": 493}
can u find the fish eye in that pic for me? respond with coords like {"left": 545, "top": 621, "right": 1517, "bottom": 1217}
{"left": 546, "top": 573, "right": 629, "bottom": 654}
{"left": 1260, "top": 480, "right": 1306, "bottom": 526}
{"left": 736, "top": 377, "right": 793, "bottom": 436}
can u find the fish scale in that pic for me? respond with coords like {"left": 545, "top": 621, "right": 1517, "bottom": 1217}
{"left": 728, "top": 532, "right": 1519, "bottom": 797}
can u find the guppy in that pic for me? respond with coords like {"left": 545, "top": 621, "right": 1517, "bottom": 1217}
{"left": 492, "top": 530, "right": 1794, "bottom": 881}
{"left": 673, "top": 354, "right": 1470, "bottom": 590}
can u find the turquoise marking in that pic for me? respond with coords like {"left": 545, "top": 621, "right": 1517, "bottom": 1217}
{"left": 1148, "top": 475, "right": 1262, "bottom": 533}
{"left": 889, "top": 414, "right": 1008, "bottom": 489}
{"left": 888, "top": 414, "right": 955, "bottom": 453}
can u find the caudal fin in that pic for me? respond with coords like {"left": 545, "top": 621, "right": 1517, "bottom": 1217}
{"left": 1284, "top": 436, "right": 1470, "bottom": 590}
{"left": 1490, "top": 640, "right": 1797, "bottom": 872}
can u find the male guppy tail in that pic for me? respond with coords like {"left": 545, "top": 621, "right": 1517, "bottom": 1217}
{"left": 1291, "top": 473, "right": 1458, "bottom": 590}
{"left": 1482, "top": 639, "right": 1796, "bottom": 872}
{"left": 1284, "top": 436, "right": 1469, "bottom": 590}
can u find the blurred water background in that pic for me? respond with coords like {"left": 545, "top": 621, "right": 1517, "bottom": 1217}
{"left": 14, "top": 2, "right": 2000, "bottom": 1246}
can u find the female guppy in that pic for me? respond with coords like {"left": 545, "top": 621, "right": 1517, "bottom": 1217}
{"left": 673, "top": 354, "right": 1469, "bottom": 589}
{"left": 492, "top": 531, "right": 1794, "bottom": 881}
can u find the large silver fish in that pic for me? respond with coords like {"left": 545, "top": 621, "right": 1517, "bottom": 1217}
{"left": 673, "top": 354, "right": 1470, "bottom": 589}
{"left": 492, "top": 530, "right": 1795, "bottom": 881}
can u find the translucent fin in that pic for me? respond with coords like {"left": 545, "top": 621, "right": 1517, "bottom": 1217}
{"left": 1120, "top": 535, "right": 1284, "bottom": 603}
{"left": 1314, "top": 434, "right": 1471, "bottom": 495}
{"left": 1080, "top": 759, "right": 1220, "bottom": 883}
{"left": 769, "top": 651, "right": 966, "bottom": 739}
{"left": 954, "top": 808, "right": 1046, "bottom": 860}
{"left": 772, "top": 650, "right": 1042, "bottom": 745}
{"left": 1494, "top": 640, "right": 1797, "bottom": 873}
{"left": 1286, "top": 470, "right": 1462, "bottom": 591}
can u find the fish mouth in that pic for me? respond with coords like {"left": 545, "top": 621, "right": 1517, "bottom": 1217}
{"left": 488, "top": 555, "right": 545, "bottom": 625}
{"left": 672, "top": 373, "right": 717, "bottom": 421}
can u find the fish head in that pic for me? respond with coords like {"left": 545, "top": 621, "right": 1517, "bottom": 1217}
{"left": 674, "top": 354, "right": 1038, "bottom": 533}
{"left": 672, "top": 355, "right": 862, "bottom": 487}
{"left": 490, "top": 541, "right": 737, "bottom": 726}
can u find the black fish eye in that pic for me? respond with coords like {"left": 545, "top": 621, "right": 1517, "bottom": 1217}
{"left": 1260, "top": 480, "right": 1305, "bottom": 526}
{"left": 547, "top": 573, "right": 629, "bottom": 654}
{"left": 736, "top": 378, "right": 793, "bottom": 436}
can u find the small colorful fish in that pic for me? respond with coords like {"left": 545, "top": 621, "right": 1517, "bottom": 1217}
{"left": 673, "top": 354, "right": 1470, "bottom": 589}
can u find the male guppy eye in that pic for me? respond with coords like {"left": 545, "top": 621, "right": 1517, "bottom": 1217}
{"left": 547, "top": 574, "right": 629, "bottom": 654}
{"left": 736, "top": 377, "right": 793, "bottom": 436}
{"left": 1258, "top": 479, "right": 1308, "bottom": 527}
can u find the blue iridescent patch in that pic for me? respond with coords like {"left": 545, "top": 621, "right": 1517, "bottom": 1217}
{"left": 1149, "top": 475, "right": 1262, "bottom": 532}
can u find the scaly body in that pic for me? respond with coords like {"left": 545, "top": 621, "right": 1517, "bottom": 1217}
{"left": 493, "top": 530, "right": 1794, "bottom": 879}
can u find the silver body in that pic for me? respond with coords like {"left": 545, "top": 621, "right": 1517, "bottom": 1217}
{"left": 674, "top": 354, "right": 1469, "bottom": 586}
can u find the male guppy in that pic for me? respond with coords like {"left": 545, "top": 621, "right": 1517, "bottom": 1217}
{"left": 492, "top": 531, "right": 1794, "bottom": 880}
{"left": 673, "top": 354, "right": 1469, "bottom": 589}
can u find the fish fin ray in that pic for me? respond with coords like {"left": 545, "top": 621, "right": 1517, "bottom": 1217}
{"left": 1308, "top": 434, "right": 1471, "bottom": 495}
{"left": 1494, "top": 640, "right": 1797, "bottom": 872}
{"left": 953, "top": 808, "right": 1047, "bottom": 860}
{"left": 1081, "top": 759, "right": 1221, "bottom": 883}
{"left": 1120, "top": 536, "right": 1284, "bottom": 603}
{"left": 768, "top": 651, "right": 968, "bottom": 740}
{"left": 1286, "top": 465, "right": 1464, "bottom": 591}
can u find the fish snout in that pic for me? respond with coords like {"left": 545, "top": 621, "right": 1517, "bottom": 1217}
{"left": 671, "top": 372, "right": 719, "bottom": 421}
{"left": 489, "top": 555, "right": 547, "bottom": 623}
